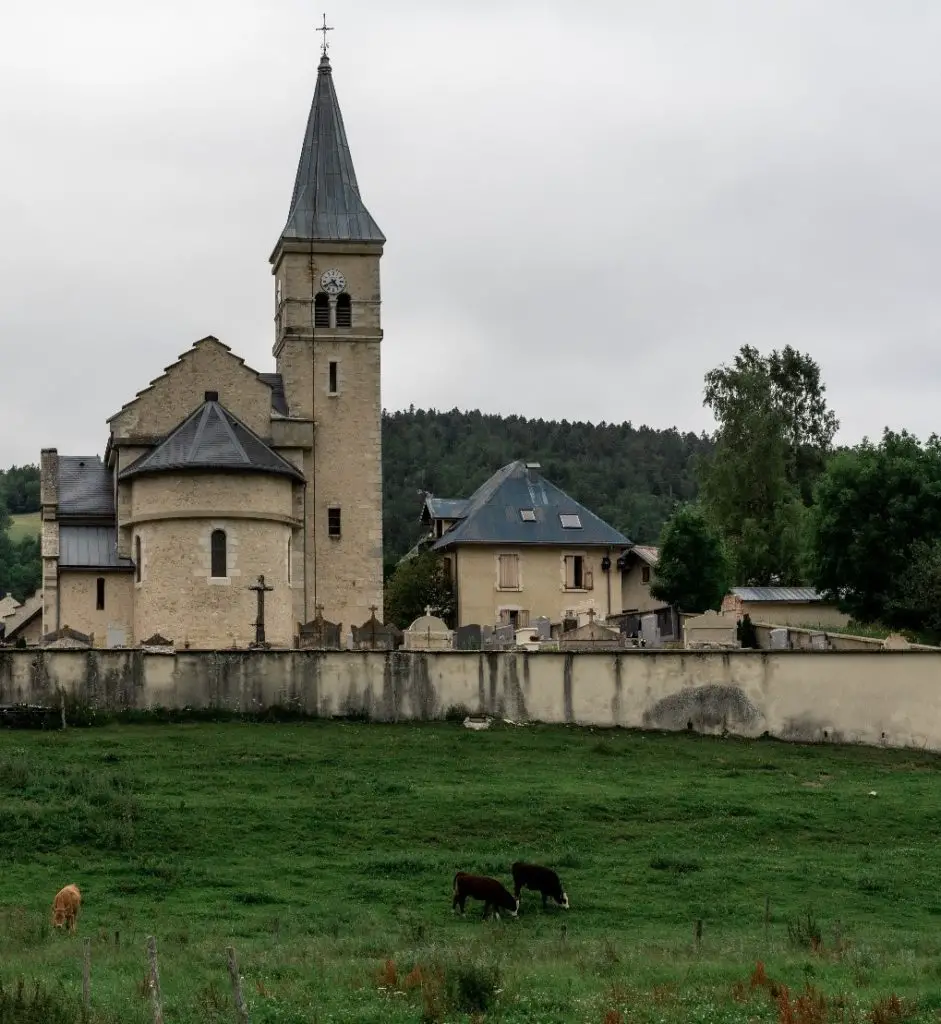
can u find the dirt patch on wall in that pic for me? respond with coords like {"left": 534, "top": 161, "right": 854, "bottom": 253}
{"left": 643, "top": 684, "right": 764, "bottom": 735}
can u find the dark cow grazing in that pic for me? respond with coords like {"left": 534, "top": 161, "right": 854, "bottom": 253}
{"left": 512, "top": 862, "right": 569, "bottom": 909}
{"left": 452, "top": 872, "right": 519, "bottom": 919}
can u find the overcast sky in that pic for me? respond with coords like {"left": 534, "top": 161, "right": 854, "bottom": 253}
{"left": 3, "top": 0, "right": 941, "bottom": 467}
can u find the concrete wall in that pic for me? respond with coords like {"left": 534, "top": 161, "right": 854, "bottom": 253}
{"left": 738, "top": 601, "right": 850, "bottom": 629}
{"left": 454, "top": 545, "right": 619, "bottom": 627}
{"left": 3, "top": 648, "right": 941, "bottom": 752}
{"left": 620, "top": 560, "right": 662, "bottom": 614}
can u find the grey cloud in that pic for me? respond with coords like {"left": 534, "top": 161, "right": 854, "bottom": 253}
{"left": 3, "top": 0, "right": 941, "bottom": 465}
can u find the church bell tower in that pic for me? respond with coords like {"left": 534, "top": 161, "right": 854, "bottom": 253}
{"left": 270, "top": 30, "right": 384, "bottom": 630}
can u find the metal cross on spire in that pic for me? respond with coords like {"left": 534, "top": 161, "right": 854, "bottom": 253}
{"left": 317, "top": 13, "right": 334, "bottom": 57}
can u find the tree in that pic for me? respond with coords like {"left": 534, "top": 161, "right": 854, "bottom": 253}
{"left": 886, "top": 539, "right": 941, "bottom": 643}
{"left": 383, "top": 551, "right": 455, "bottom": 629}
{"left": 699, "top": 345, "right": 837, "bottom": 585}
{"left": 650, "top": 504, "right": 731, "bottom": 613}
{"left": 809, "top": 430, "right": 941, "bottom": 627}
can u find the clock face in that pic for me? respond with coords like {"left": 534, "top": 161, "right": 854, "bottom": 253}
{"left": 320, "top": 268, "right": 346, "bottom": 294}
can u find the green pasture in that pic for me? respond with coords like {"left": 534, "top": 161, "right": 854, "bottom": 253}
{"left": 7, "top": 513, "right": 40, "bottom": 544}
{"left": 0, "top": 721, "right": 939, "bottom": 1022}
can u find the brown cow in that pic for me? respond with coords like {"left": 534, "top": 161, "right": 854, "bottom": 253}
{"left": 452, "top": 872, "right": 519, "bottom": 920}
{"left": 51, "top": 884, "right": 82, "bottom": 933}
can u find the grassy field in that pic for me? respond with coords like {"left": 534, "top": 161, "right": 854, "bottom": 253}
{"left": 7, "top": 512, "right": 40, "bottom": 543}
{"left": 0, "top": 721, "right": 940, "bottom": 1023}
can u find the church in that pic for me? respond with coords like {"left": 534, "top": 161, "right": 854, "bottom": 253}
{"left": 38, "top": 44, "right": 385, "bottom": 649}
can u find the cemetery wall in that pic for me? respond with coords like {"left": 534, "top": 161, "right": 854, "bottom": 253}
{"left": 2, "top": 648, "right": 941, "bottom": 751}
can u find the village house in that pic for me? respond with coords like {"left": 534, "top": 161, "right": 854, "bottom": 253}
{"left": 38, "top": 48, "right": 385, "bottom": 648}
{"left": 422, "top": 461, "right": 630, "bottom": 628}
{"left": 617, "top": 544, "right": 666, "bottom": 615}
{"left": 721, "top": 587, "right": 850, "bottom": 629}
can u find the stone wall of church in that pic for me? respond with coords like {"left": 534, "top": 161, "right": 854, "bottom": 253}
{"left": 58, "top": 571, "right": 134, "bottom": 648}
{"left": 108, "top": 338, "right": 273, "bottom": 440}
{"left": 127, "top": 472, "right": 299, "bottom": 648}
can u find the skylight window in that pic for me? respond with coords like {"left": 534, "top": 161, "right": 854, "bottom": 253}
{"left": 520, "top": 509, "right": 536, "bottom": 522}
{"left": 560, "top": 513, "right": 582, "bottom": 529}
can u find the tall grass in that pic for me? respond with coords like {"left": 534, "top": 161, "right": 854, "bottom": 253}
{"left": 0, "top": 722, "right": 939, "bottom": 1021}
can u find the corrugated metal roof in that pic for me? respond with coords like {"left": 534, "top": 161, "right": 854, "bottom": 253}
{"left": 259, "top": 373, "right": 289, "bottom": 416}
{"left": 433, "top": 461, "right": 630, "bottom": 550}
{"left": 731, "top": 587, "right": 826, "bottom": 603}
{"left": 627, "top": 545, "right": 659, "bottom": 567}
{"left": 58, "top": 456, "right": 114, "bottom": 517}
{"left": 277, "top": 54, "right": 384, "bottom": 246}
{"left": 59, "top": 526, "right": 134, "bottom": 570}
{"left": 424, "top": 498, "right": 468, "bottom": 520}
{"left": 119, "top": 400, "right": 305, "bottom": 482}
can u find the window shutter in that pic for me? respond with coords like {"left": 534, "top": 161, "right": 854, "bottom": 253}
{"left": 564, "top": 556, "right": 576, "bottom": 589}
{"left": 585, "top": 568, "right": 594, "bottom": 591}
{"left": 498, "top": 554, "right": 519, "bottom": 589}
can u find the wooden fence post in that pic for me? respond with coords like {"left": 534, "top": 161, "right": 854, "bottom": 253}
{"left": 82, "top": 937, "right": 90, "bottom": 1010}
{"left": 226, "top": 946, "right": 249, "bottom": 1024}
{"left": 60, "top": 689, "right": 67, "bottom": 730}
{"left": 694, "top": 918, "right": 703, "bottom": 952}
{"left": 147, "top": 936, "right": 164, "bottom": 1024}
{"left": 764, "top": 895, "right": 770, "bottom": 943}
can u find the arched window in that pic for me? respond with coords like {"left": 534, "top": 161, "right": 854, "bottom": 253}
{"left": 336, "top": 292, "right": 352, "bottom": 328}
{"left": 314, "top": 292, "right": 330, "bottom": 328}
{"left": 211, "top": 529, "right": 227, "bottom": 578}
{"left": 134, "top": 536, "right": 141, "bottom": 583}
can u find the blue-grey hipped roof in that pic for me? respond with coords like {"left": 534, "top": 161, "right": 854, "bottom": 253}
{"left": 119, "top": 400, "right": 305, "bottom": 482}
{"left": 278, "top": 53, "right": 384, "bottom": 246}
{"left": 431, "top": 461, "right": 630, "bottom": 550}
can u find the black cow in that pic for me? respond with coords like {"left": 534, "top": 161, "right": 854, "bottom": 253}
{"left": 512, "top": 862, "right": 569, "bottom": 909}
{"left": 452, "top": 872, "right": 519, "bottom": 919}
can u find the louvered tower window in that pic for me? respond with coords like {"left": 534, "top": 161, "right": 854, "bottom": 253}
{"left": 336, "top": 293, "right": 352, "bottom": 328}
{"left": 314, "top": 292, "right": 330, "bottom": 328}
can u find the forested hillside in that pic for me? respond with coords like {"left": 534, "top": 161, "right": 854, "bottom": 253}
{"left": 381, "top": 409, "right": 712, "bottom": 562}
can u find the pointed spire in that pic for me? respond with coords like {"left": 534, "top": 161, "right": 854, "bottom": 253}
{"left": 278, "top": 49, "right": 384, "bottom": 246}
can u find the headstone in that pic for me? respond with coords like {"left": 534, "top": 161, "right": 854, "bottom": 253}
{"left": 403, "top": 612, "right": 453, "bottom": 651}
{"left": 248, "top": 574, "right": 275, "bottom": 648}
{"left": 352, "top": 608, "right": 403, "bottom": 650}
{"left": 770, "top": 628, "right": 789, "bottom": 650}
{"left": 562, "top": 616, "right": 577, "bottom": 634}
{"left": 480, "top": 625, "right": 496, "bottom": 650}
{"left": 515, "top": 627, "right": 541, "bottom": 650}
{"left": 883, "top": 633, "right": 912, "bottom": 650}
{"left": 640, "top": 613, "right": 661, "bottom": 648}
{"left": 493, "top": 624, "right": 515, "bottom": 648}
{"left": 141, "top": 633, "right": 174, "bottom": 654}
{"left": 534, "top": 616, "right": 551, "bottom": 641}
{"left": 683, "top": 610, "right": 739, "bottom": 649}
{"left": 42, "top": 625, "right": 92, "bottom": 649}
{"left": 297, "top": 605, "right": 342, "bottom": 649}
{"left": 809, "top": 632, "right": 829, "bottom": 651}
{"left": 455, "top": 624, "right": 483, "bottom": 651}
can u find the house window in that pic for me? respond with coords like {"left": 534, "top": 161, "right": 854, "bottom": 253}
{"left": 642, "top": 566, "right": 651, "bottom": 584}
{"left": 328, "top": 361, "right": 338, "bottom": 394}
{"left": 134, "top": 536, "right": 141, "bottom": 583}
{"left": 498, "top": 553, "right": 520, "bottom": 590}
{"left": 211, "top": 529, "right": 227, "bottom": 578}
{"left": 314, "top": 292, "right": 330, "bottom": 328}
{"left": 520, "top": 509, "right": 536, "bottom": 522}
{"left": 328, "top": 507, "right": 342, "bottom": 538}
{"left": 500, "top": 609, "right": 531, "bottom": 629}
{"left": 96, "top": 577, "right": 105, "bottom": 610}
{"left": 336, "top": 292, "right": 352, "bottom": 328}
{"left": 564, "top": 555, "right": 584, "bottom": 590}
{"left": 560, "top": 513, "right": 582, "bottom": 529}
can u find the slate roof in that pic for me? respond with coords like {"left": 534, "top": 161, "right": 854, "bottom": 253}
{"left": 258, "top": 373, "right": 289, "bottom": 415}
{"left": 731, "top": 587, "right": 827, "bottom": 603}
{"left": 119, "top": 400, "right": 305, "bottom": 482}
{"left": 277, "top": 53, "right": 385, "bottom": 247}
{"left": 423, "top": 497, "right": 469, "bottom": 521}
{"left": 58, "top": 456, "right": 114, "bottom": 517}
{"left": 59, "top": 526, "right": 134, "bottom": 570}
{"left": 432, "top": 461, "right": 630, "bottom": 550}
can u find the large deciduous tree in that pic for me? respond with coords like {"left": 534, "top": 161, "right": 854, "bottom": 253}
{"left": 383, "top": 551, "right": 455, "bottom": 629}
{"left": 650, "top": 504, "right": 731, "bottom": 613}
{"left": 810, "top": 430, "right": 941, "bottom": 628}
{"left": 699, "top": 345, "right": 837, "bottom": 585}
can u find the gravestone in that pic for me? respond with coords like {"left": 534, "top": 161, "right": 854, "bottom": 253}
{"left": 769, "top": 628, "right": 789, "bottom": 650}
{"left": 455, "top": 624, "right": 483, "bottom": 651}
{"left": 683, "top": 610, "right": 739, "bottom": 649}
{"left": 352, "top": 607, "right": 403, "bottom": 650}
{"left": 492, "top": 624, "right": 515, "bottom": 648}
{"left": 534, "top": 616, "right": 551, "bottom": 641}
{"left": 809, "top": 632, "right": 830, "bottom": 651}
{"left": 403, "top": 609, "right": 453, "bottom": 651}
{"left": 480, "top": 625, "right": 496, "bottom": 650}
{"left": 297, "top": 605, "right": 341, "bottom": 649}
{"left": 515, "top": 627, "right": 541, "bottom": 650}
{"left": 882, "top": 633, "right": 912, "bottom": 650}
{"left": 141, "top": 632, "right": 174, "bottom": 654}
{"left": 640, "top": 613, "right": 661, "bottom": 648}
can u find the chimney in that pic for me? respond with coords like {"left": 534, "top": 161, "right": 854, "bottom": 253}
{"left": 205, "top": 390, "right": 219, "bottom": 402}
{"left": 40, "top": 448, "right": 58, "bottom": 518}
